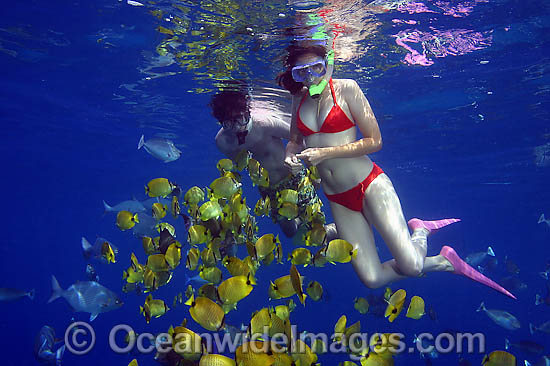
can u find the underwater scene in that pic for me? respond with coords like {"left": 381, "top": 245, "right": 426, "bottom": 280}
{"left": 1, "top": 0, "right": 549, "bottom": 365}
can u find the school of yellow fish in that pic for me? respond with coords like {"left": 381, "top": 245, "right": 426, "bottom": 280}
{"left": 114, "top": 151, "right": 515, "bottom": 366}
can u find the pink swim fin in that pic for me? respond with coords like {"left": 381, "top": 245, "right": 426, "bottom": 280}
{"left": 408, "top": 218, "right": 461, "bottom": 234}
{"left": 440, "top": 245, "right": 516, "bottom": 299}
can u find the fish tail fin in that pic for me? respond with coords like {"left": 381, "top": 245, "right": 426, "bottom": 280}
{"left": 138, "top": 135, "right": 145, "bottom": 150}
{"left": 538, "top": 213, "right": 545, "bottom": 224}
{"left": 55, "top": 344, "right": 65, "bottom": 366}
{"left": 102, "top": 200, "right": 113, "bottom": 214}
{"left": 487, "top": 246, "right": 495, "bottom": 257}
{"left": 529, "top": 323, "right": 535, "bottom": 335}
{"left": 504, "top": 338, "right": 510, "bottom": 350}
{"left": 476, "top": 301, "right": 485, "bottom": 312}
{"left": 48, "top": 275, "right": 63, "bottom": 303}
{"left": 27, "top": 288, "right": 35, "bottom": 300}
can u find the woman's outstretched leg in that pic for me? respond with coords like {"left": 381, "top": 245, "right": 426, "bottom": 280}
{"left": 330, "top": 201, "right": 406, "bottom": 288}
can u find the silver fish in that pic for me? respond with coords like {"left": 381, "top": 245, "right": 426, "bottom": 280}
{"left": 48, "top": 275, "right": 122, "bottom": 321}
{"left": 33, "top": 325, "right": 65, "bottom": 365}
{"left": 465, "top": 246, "right": 495, "bottom": 266}
{"left": 530, "top": 321, "right": 550, "bottom": 334}
{"left": 132, "top": 212, "right": 158, "bottom": 238}
{"left": 103, "top": 198, "right": 146, "bottom": 214}
{"left": 476, "top": 301, "right": 520, "bottom": 330}
{"left": 140, "top": 197, "right": 172, "bottom": 211}
{"left": 138, "top": 134, "right": 181, "bottom": 163}
{"left": 0, "top": 287, "right": 35, "bottom": 302}
{"left": 81, "top": 237, "right": 118, "bottom": 263}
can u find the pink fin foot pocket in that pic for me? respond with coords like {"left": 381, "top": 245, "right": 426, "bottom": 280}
{"left": 407, "top": 218, "right": 461, "bottom": 233}
{"left": 439, "top": 245, "right": 516, "bottom": 299}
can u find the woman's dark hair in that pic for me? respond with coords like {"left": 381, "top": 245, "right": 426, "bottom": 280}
{"left": 277, "top": 42, "right": 328, "bottom": 95}
{"left": 209, "top": 83, "right": 250, "bottom": 122}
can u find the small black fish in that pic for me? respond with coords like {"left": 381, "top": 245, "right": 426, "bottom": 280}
{"left": 505, "top": 338, "right": 545, "bottom": 355}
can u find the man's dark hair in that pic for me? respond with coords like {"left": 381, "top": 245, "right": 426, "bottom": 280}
{"left": 209, "top": 81, "right": 250, "bottom": 122}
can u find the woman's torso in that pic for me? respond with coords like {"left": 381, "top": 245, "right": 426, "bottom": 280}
{"left": 294, "top": 78, "right": 374, "bottom": 195}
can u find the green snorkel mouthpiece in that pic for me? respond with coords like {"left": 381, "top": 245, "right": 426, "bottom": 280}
{"left": 309, "top": 79, "right": 328, "bottom": 98}
{"left": 308, "top": 50, "right": 334, "bottom": 98}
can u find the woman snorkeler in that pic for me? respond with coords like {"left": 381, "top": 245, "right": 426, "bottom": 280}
{"left": 278, "top": 42, "right": 515, "bottom": 299}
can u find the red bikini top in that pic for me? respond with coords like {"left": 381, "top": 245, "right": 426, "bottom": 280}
{"left": 296, "top": 79, "right": 355, "bottom": 137}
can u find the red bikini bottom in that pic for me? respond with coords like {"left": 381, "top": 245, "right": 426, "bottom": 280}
{"left": 325, "top": 163, "right": 384, "bottom": 212}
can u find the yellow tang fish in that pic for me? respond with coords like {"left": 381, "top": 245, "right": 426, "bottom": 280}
{"left": 275, "top": 243, "right": 284, "bottom": 264}
{"left": 223, "top": 256, "right": 251, "bottom": 277}
{"left": 236, "top": 341, "right": 275, "bottom": 366}
{"left": 324, "top": 239, "right": 357, "bottom": 264}
{"left": 146, "top": 254, "right": 170, "bottom": 272}
{"left": 254, "top": 196, "right": 270, "bottom": 217}
{"left": 311, "top": 338, "right": 327, "bottom": 354}
{"left": 145, "top": 178, "right": 174, "bottom": 198}
{"left": 354, "top": 297, "right": 369, "bottom": 314}
{"left": 186, "top": 247, "right": 200, "bottom": 271}
{"left": 306, "top": 281, "right": 323, "bottom": 301}
{"left": 200, "top": 247, "right": 218, "bottom": 268}
{"left": 258, "top": 168, "right": 269, "bottom": 188}
{"left": 209, "top": 176, "right": 241, "bottom": 199}
{"left": 289, "top": 248, "right": 312, "bottom": 267}
{"left": 128, "top": 359, "right": 138, "bottom": 366}
{"left": 276, "top": 189, "right": 299, "bottom": 205}
{"left": 142, "top": 236, "right": 158, "bottom": 256}
{"left": 270, "top": 275, "right": 295, "bottom": 299}
{"left": 290, "top": 265, "right": 306, "bottom": 306}
{"left": 187, "top": 225, "right": 210, "bottom": 246}
{"left": 152, "top": 202, "right": 167, "bottom": 220}
{"left": 199, "top": 354, "right": 236, "bottom": 366}
{"left": 343, "top": 320, "right": 361, "bottom": 348}
{"left": 199, "top": 265, "right": 222, "bottom": 285}
{"left": 216, "top": 158, "right": 234, "bottom": 174}
{"left": 384, "top": 287, "right": 392, "bottom": 302}
{"left": 304, "top": 223, "right": 327, "bottom": 247}
{"left": 233, "top": 150, "right": 250, "bottom": 171}
{"left": 140, "top": 294, "right": 169, "bottom": 323}
{"left": 249, "top": 308, "right": 271, "bottom": 337}
{"left": 247, "top": 158, "right": 261, "bottom": 183}
{"left": 165, "top": 243, "right": 181, "bottom": 269}
{"left": 101, "top": 241, "right": 116, "bottom": 263}
{"left": 291, "top": 339, "right": 317, "bottom": 366}
{"left": 274, "top": 304, "right": 291, "bottom": 321}
{"left": 170, "top": 196, "right": 180, "bottom": 218}
{"left": 184, "top": 186, "right": 204, "bottom": 206}
{"left": 255, "top": 234, "right": 280, "bottom": 261}
{"left": 198, "top": 284, "right": 218, "bottom": 302}
{"left": 262, "top": 252, "right": 275, "bottom": 266}
{"left": 385, "top": 289, "right": 406, "bottom": 323}
{"left": 278, "top": 202, "right": 298, "bottom": 220}
{"left": 199, "top": 200, "right": 223, "bottom": 221}
{"left": 333, "top": 315, "right": 347, "bottom": 343}
{"left": 217, "top": 274, "right": 256, "bottom": 305}
{"left": 312, "top": 247, "right": 328, "bottom": 267}
{"left": 185, "top": 294, "right": 225, "bottom": 332}
{"left": 405, "top": 295, "right": 425, "bottom": 320}
{"left": 360, "top": 353, "right": 393, "bottom": 366}
{"left": 171, "top": 325, "right": 203, "bottom": 360}
{"left": 116, "top": 210, "right": 139, "bottom": 231}
{"left": 482, "top": 350, "right": 516, "bottom": 366}
{"left": 156, "top": 222, "right": 175, "bottom": 237}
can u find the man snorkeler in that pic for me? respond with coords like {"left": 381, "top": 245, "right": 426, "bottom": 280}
{"left": 210, "top": 84, "right": 337, "bottom": 241}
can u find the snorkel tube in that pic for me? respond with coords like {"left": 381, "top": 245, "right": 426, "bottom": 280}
{"left": 308, "top": 49, "right": 334, "bottom": 98}
{"left": 300, "top": 12, "right": 335, "bottom": 98}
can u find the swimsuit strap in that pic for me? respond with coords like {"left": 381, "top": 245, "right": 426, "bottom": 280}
{"left": 329, "top": 78, "right": 338, "bottom": 106}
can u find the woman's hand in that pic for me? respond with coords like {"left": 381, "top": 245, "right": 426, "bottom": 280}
{"left": 284, "top": 153, "right": 303, "bottom": 174}
{"left": 296, "top": 147, "right": 330, "bottom": 166}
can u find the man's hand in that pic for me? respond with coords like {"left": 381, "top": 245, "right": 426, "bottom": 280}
{"left": 296, "top": 147, "right": 329, "bottom": 166}
{"left": 284, "top": 153, "right": 303, "bottom": 174}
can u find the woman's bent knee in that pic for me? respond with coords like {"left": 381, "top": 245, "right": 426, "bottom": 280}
{"left": 395, "top": 258, "right": 423, "bottom": 277}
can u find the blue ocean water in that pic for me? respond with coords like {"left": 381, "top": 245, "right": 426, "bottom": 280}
{"left": 1, "top": 0, "right": 549, "bottom": 365}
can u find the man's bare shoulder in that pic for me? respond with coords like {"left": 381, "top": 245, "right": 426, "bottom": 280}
{"left": 215, "top": 129, "right": 239, "bottom": 157}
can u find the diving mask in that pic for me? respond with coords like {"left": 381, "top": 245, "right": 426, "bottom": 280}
{"left": 291, "top": 59, "right": 327, "bottom": 83}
